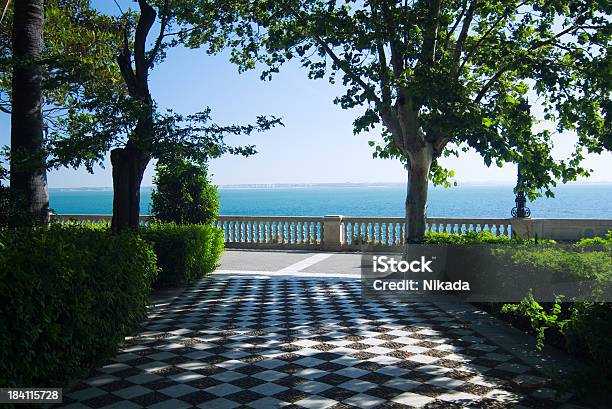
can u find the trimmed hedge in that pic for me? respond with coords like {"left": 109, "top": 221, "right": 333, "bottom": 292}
{"left": 141, "top": 223, "right": 224, "bottom": 288}
{"left": 0, "top": 224, "right": 158, "bottom": 388}
{"left": 423, "top": 231, "right": 513, "bottom": 244}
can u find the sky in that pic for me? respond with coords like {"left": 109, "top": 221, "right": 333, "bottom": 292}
{"left": 0, "top": 1, "right": 610, "bottom": 188}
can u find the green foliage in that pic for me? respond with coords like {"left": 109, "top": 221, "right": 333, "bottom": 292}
{"left": 495, "top": 234, "right": 612, "bottom": 397}
{"left": 0, "top": 0, "right": 124, "bottom": 122}
{"left": 576, "top": 230, "right": 612, "bottom": 247}
{"left": 44, "top": 1, "right": 282, "bottom": 175}
{"left": 501, "top": 294, "right": 565, "bottom": 349}
{"left": 141, "top": 223, "right": 224, "bottom": 288}
{"left": 563, "top": 302, "right": 612, "bottom": 371}
{"left": 0, "top": 161, "right": 31, "bottom": 228}
{"left": 499, "top": 298, "right": 612, "bottom": 398}
{"left": 508, "top": 245, "right": 612, "bottom": 283}
{"left": 191, "top": 0, "right": 611, "bottom": 197}
{"left": 423, "top": 230, "right": 512, "bottom": 244}
{"left": 0, "top": 224, "right": 158, "bottom": 388}
{"left": 152, "top": 158, "right": 219, "bottom": 225}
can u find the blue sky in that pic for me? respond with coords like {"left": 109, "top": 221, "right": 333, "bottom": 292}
{"left": 0, "top": 1, "right": 610, "bottom": 188}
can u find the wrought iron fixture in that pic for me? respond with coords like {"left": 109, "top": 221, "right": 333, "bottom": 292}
{"left": 511, "top": 164, "right": 531, "bottom": 218}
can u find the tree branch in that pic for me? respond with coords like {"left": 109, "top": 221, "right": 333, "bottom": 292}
{"left": 116, "top": 28, "right": 138, "bottom": 97}
{"left": 0, "top": 0, "right": 10, "bottom": 25}
{"left": 459, "top": 0, "right": 529, "bottom": 72}
{"left": 444, "top": 0, "right": 466, "bottom": 51}
{"left": 473, "top": 22, "right": 588, "bottom": 103}
{"left": 285, "top": 5, "right": 382, "bottom": 107}
{"left": 378, "top": 0, "right": 404, "bottom": 78}
{"left": 451, "top": 0, "right": 476, "bottom": 76}
{"left": 146, "top": 0, "right": 169, "bottom": 69}
{"left": 419, "top": 0, "right": 441, "bottom": 66}
{"left": 134, "top": 0, "right": 156, "bottom": 87}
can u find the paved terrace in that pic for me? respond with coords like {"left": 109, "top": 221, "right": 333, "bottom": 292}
{"left": 57, "top": 250, "right": 593, "bottom": 409}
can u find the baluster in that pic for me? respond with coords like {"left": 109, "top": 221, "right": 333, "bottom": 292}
{"left": 280, "top": 221, "right": 285, "bottom": 244}
{"left": 311, "top": 222, "right": 315, "bottom": 243}
{"left": 296, "top": 222, "right": 301, "bottom": 244}
{"left": 312, "top": 221, "right": 316, "bottom": 243}
{"left": 287, "top": 221, "right": 291, "bottom": 244}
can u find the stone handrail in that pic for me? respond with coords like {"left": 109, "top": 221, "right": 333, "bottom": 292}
{"left": 51, "top": 214, "right": 151, "bottom": 223}
{"left": 51, "top": 214, "right": 612, "bottom": 250}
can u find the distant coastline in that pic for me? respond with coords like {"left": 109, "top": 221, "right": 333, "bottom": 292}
{"left": 48, "top": 181, "right": 612, "bottom": 191}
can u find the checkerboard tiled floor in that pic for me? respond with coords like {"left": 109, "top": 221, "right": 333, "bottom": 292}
{"left": 57, "top": 275, "right": 590, "bottom": 409}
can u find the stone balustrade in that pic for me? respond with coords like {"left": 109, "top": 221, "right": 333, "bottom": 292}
{"left": 51, "top": 214, "right": 612, "bottom": 250}
{"left": 216, "top": 216, "right": 323, "bottom": 249}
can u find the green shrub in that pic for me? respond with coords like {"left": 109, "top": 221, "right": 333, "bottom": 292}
{"left": 576, "top": 231, "right": 612, "bottom": 249}
{"left": 507, "top": 245, "right": 612, "bottom": 283}
{"left": 501, "top": 294, "right": 566, "bottom": 349}
{"left": 494, "top": 235, "right": 612, "bottom": 397}
{"left": 423, "top": 230, "right": 513, "bottom": 244}
{"left": 151, "top": 158, "right": 219, "bottom": 224}
{"left": 141, "top": 223, "right": 224, "bottom": 288}
{"left": 0, "top": 224, "right": 158, "bottom": 388}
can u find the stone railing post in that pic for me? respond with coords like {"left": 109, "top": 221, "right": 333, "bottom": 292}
{"left": 510, "top": 218, "right": 535, "bottom": 240}
{"left": 323, "top": 215, "right": 344, "bottom": 250}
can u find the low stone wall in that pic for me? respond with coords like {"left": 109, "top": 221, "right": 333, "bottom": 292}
{"left": 511, "top": 218, "right": 612, "bottom": 241}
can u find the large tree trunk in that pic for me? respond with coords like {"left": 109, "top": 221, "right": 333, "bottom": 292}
{"left": 10, "top": 0, "right": 49, "bottom": 225}
{"left": 405, "top": 145, "right": 433, "bottom": 243}
{"left": 111, "top": 142, "right": 149, "bottom": 232}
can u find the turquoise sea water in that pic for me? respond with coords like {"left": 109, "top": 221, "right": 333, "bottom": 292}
{"left": 50, "top": 184, "right": 612, "bottom": 219}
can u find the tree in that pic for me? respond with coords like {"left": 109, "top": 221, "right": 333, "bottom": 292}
{"left": 151, "top": 157, "right": 219, "bottom": 225}
{"left": 9, "top": 0, "right": 49, "bottom": 225}
{"left": 1, "top": 1, "right": 123, "bottom": 225}
{"left": 190, "top": 0, "right": 611, "bottom": 242}
{"left": 46, "top": 0, "right": 281, "bottom": 231}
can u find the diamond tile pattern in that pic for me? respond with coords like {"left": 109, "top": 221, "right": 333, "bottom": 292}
{"left": 56, "top": 276, "right": 591, "bottom": 408}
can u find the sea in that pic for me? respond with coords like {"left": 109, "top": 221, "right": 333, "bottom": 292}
{"left": 49, "top": 183, "right": 612, "bottom": 219}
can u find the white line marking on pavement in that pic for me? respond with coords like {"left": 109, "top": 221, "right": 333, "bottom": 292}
{"left": 213, "top": 270, "right": 360, "bottom": 279}
{"left": 276, "top": 253, "right": 334, "bottom": 274}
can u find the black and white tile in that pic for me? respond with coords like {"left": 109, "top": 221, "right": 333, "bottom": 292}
{"left": 57, "top": 276, "right": 591, "bottom": 409}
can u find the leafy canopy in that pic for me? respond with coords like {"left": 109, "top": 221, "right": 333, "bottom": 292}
{"left": 47, "top": 0, "right": 282, "bottom": 172}
{"left": 178, "top": 0, "right": 610, "bottom": 197}
{"left": 1, "top": 0, "right": 282, "bottom": 173}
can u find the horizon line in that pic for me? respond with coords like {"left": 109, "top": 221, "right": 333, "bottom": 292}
{"left": 48, "top": 180, "right": 612, "bottom": 189}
